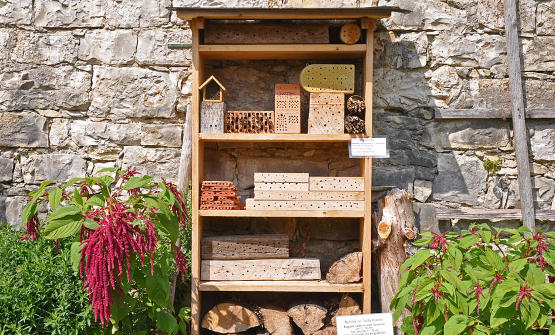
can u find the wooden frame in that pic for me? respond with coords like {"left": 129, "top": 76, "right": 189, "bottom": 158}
{"left": 179, "top": 8, "right": 395, "bottom": 334}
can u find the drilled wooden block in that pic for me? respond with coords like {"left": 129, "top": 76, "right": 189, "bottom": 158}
{"left": 310, "top": 92, "right": 344, "bottom": 105}
{"left": 254, "top": 190, "right": 365, "bottom": 201}
{"left": 300, "top": 64, "right": 355, "bottom": 94}
{"left": 200, "top": 102, "right": 226, "bottom": 133}
{"left": 201, "top": 259, "right": 321, "bottom": 281}
{"left": 246, "top": 199, "right": 364, "bottom": 210}
{"left": 275, "top": 84, "right": 301, "bottom": 134}
{"left": 309, "top": 177, "right": 365, "bottom": 191}
{"left": 225, "top": 111, "right": 274, "bottom": 133}
{"left": 202, "top": 234, "right": 289, "bottom": 260}
{"left": 204, "top": 23, "right": 329, "bottom": 44}
{"left": 308, "top": 93, "right": 345, "bottom": 134}
{"left": 254, "top": 173, "right": 309, "bottom": 183}
{"left": 254, "top": 182, "right": 309, "bottom": 191}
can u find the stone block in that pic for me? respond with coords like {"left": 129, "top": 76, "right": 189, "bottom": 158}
{"left": 422, "top": 120, "right": 511, "bottom": 150}
{"left": 0, "top": 158, "right": 13, "bottom": 182}
{"left": 12, "top": 31, "right": 78, "bottom": 65}
{"left": 0, "top": 66, "right": 91, "bottom": 111}
{"left": 0, "top": 30, "right": 16, "bottom": 63}
{"left": 70, "top": 120, "right": 142, "bottom": 146}
{"left": 137, "top": 29, "right": 191, "bottom": 66}
{"left": 139, "top": 0, "right": 171, "bottom": 27}
{"left": 140, "top": 124, "right": 182, "bottom": 147}
{"left": 430, "top": 33, "right": 505, "bottom": 68}
{"left": 374, "top": 31, "right": 428, "bottom": 69}
{"left": 531, "top": 123, "right": 555, "bottom": 161}
{"left": 522, "top": 37, "right": 555, "bottom": 72}
{"left": 79, "top": 30, "right": 137, "bottom": 65}
{"left": 4, "top": 196, "right": 27, "bottom": 230}
{"left": 0, "top": 112, "right": 48, "bottom": 148}
{"left": 533, "top": 177, "right": 555, "bottom": 209}
{"left": 0, "top": 0, "right": 32, "bottom": 25}
{"left": 377, "top": 0, "right": 468, "bottom": 31}
{"left": 121, "top": 146, "right": 180, "bottom": 182}
{"left": 34, "top": 0, "right": 105, "bottom": 28}
{"left": 373, "top": 68, "right": 430, "bottom": 110}
{"left": 537, "top": 1, "right": 555, "bottom": 35}
{"left": 22, "top": 154, "right": 87, "bottom": 184}
{"left": 49, "top": 118, "right": 70, "bottom": 147}
{"left": 373, "top": 167, "right": 415, "bottom": 192}
{"left": 89, "top": 66, "right": 179, "bottom": 120}
{"left": 413, "top": 203, "right": 439, "bottom": 234}
{"left": 432, "top": 153, "right": 487, "bottom": 206}
{"left": 413, "top": 179, "right": 432, "bottom": 202}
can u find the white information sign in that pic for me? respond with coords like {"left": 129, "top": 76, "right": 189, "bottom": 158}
{"left": 349, "top": 138, "right": 388, "bottom": 158}
{"left": 336, "top": 313, "right": 394, "bottom": 335}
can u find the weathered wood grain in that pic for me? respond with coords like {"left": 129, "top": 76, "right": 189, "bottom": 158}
{"left": 200, "top": 101, "right": 226, "bottom": 133}
{"left": 287, "top": 304, "right": 327, "bottom": 335}
{"left": 254, "top": 173, "right": 309, "bottom": 183}
{"left": 201, "top": 259, "right": 321, "bottom": 281}
{"left": 254, "top": 190, "right": 365, "bottom": 201}
{"left": 435, "top": 208, "right": 555, "bottom": 221}
{"left": 331, "top": 294, "right": 361, "bottom": 326}
{"left": 434, "top": 108, "right": 555, "bottom": 119}
{"left": 201, "top": 303, "right": 260, "bottom": 334}
{"left": 259, "top": 307, "right": 293, "bottom": 335}
{"left": 246, "top": 199, "right": 364, "bottom": 211}
{"left": 309, "top": 177, "right": 364, "bottom": 191}
{"left": 254, "top": 182, "right": 309, "bottom": 191}
{"left": 201, "top": 234, "right": 289, "bottom": 260}
{"left": 204, "top": 22, "right": 329, "bottom": 44}
{"left": 326, "top": 252, "right": 362, "bottom": 284}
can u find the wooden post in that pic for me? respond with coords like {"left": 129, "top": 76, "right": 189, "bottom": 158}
{"left": 503, "top": 0, "right": 535, "bottom": 230}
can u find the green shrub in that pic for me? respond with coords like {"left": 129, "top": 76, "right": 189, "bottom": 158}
{"left": 0, "top": 226, "right": 101, "bottom": 335}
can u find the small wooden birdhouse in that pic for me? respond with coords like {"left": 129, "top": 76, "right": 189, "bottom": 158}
{"left": 199, "top": 75, "right": 226, "bottom": 102}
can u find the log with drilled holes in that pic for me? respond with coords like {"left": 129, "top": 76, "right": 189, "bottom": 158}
{"left": 259, "top": 307, "right": 293, "bottom": 335}
{"left": 201, "top": 234, "right": 289, "bottom": 260}
{"left": 246, "top": 199, "right": 364, "bottom": 210}
{"left": 287, "top": 303, "right": 327, "bottom": 335}
{"left": 201, "top": 259, "right": 321, "bottom": 281}
{"left": 309, "top": 177, "right": 364, "bottom": 191}
{"left": 326, "top": 252, "right": 362, "bottom": 284}
{"left": 201, "top": 303, "right": 260, "bottom": 334}
{"left": 254, "top": 190, "right": 365, "bottom": 201}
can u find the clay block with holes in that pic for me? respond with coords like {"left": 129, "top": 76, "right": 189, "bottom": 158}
{"left": 308, "top": 93, "right": 345, "bottom": 134}
{"left": 225, "top": 111, "right": 274, "bottom": 133}
{"left": 201, "top": 259, "right": 321, "bottom": 280}
{"left": 275, "top": 84, "right": 301, "bottom": 134}
{"left": 201, "top": 234, "right": 289, "bottom": 260}
{"left": 309, "top": 177, "right": 365, "bottom": 191}
{"left": 254, "top": 182, "right": 309, "bottom": 191}
{"left": 246, "top": 199, "right": 364, "bottom": 210}
{"left": 254, "top": 173, "right": 309, "bottom": 183}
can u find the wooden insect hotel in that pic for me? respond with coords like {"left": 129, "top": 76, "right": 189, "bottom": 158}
{"left": 200, "top": 75, "right": 226, "bottom": 133}
{"left": 172, "top": 6, "right": 403, "bottom": 335}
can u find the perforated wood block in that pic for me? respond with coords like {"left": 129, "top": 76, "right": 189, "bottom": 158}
{"left": 310, "top": 92, "right": 344, "bottom": 105}
{"left": 225, "top": 111, "right": 274, "bottom": 133}
{"left": 200, "top": 102, "right": 226, "bottom": 133}
{"left": 254, "top": 190, "right": 365, "bottom": 201}
{"left": 309, "top": 177, "right": 365, "bottom": 191}
{"left": 254, "top": 182, "right": 309, "bottom": 191}
{"left": 201, "top": 234, "right": 289, "bottom": 260}
{"left": 246, "top": 199, "right": 364, "bottom": 210}
{"left": 204, "top": 23, "right": 329, "bottom": 44}
{"left": 300, "top": 64, "right": 355, "bottom": 94}
{"left": 254, "top": 173, "right": 309, "bottom": 183}
{"left": 308, "top": 93, "right": 344, "bottom": 134}
{"left": 201, "top": 259, "right": 321, "bottom": 281}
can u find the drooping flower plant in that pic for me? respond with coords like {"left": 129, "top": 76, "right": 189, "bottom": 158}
{"left": 390, "top": 224, "right": 555, "bottom": 335}
{"left": 20, "top": 169, "right": 189, "bottom": 334}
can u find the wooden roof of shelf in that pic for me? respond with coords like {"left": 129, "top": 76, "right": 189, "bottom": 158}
{"left": 171, "top": 6, "right": 408, "bottom": 20}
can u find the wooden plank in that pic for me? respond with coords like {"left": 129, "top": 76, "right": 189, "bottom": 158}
{"left": 254, "top": 182, "right": 309, "bottom": 191}
{"left": 205, "top": 22, "right": 329, "bottom": 44}
{"left": 199, "top": 44, "right": 367, "bottom": 60}
{"left": 246, "top": 199, "right": 364, "bottom": 211}
{"left": 254, "top": 172, "right": 309, "bottom": 183}
{"left": 309, "top": 177, "right": 364, "bottom": 191}
{"left": 254, "top": 190, "right": 365, "bottom": 201}
{"left": 201, "top": 259, "right": 322, "bottom": 281}
{"left": 199, "top": 280, "right": 364, "bottom": 292}
{"left": 201, "top": 234, "right": 289, "bottom": 260}
{"left": 434, "top": 108, "right": 555, "bottom": 119}
{"left": 199, "top": 209, "right": 364, "bottom": 218}
{"left": 504, "top": 0, "right": 535, "bottom": 230}
{"left": 436, "top": 208, "right": 555, "bottom": 221}
{"left": 199, "top": 133, "right": 359, "bottom": 142}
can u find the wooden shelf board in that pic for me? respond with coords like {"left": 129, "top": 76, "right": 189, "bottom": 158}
{"left": 199, "top": 133, "right": 363, "bottom": 142}
{"left": 199, "top": 44, "right": 366, "bottom": 60}
{"left": 200, "top": 209, "right": 364, "bottom": 218}
{"left": 199, "top": 280, "right": 363, "bottom": 292}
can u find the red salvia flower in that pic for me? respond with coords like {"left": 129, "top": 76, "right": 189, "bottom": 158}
{"left": 19, "top": 213, "right": 40, "bottom": 241}
{"left": 488, "top": 273, "right": 504, "bottom": 294}
{"left": 515, "top": 284, "right": 534, "bottom": 311}
{"left": 430, "top": 232, "right": 448, "bottom": 252}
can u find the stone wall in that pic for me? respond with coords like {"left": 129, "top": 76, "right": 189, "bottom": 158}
{"left": 0, "top": 0, "right": 554, "bottom": 230}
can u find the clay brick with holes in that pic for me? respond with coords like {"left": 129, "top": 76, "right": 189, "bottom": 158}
{"left": 225, "top": 111, "right": 274, "bottom": 133}
{"left": 200, "top": 181, "right": 243, "bottom": 210}
{"left": 275, "top": 84, "right": 301, "bottom": 133}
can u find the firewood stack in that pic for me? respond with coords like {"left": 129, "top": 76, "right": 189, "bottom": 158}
{"left": 200, "top": 181, "right": 244, "bottom": 210}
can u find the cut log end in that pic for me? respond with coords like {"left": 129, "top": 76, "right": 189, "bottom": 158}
{"left": 331, "top": 294, "right": 361, "bottom": 326}
{"left": 287, "top": 304, "right": 327, "bottom": 335}
{"left": 259, "top": 307, "right": 293, "bottom": 335}
{"left": 202, "top": 303, "right": 260, "bottom": 334}
{"left": 377, "top": 220, "right": 392, "bottom": 240}
{"left": 326, "top": 252, "right": 362, "bottom": 284}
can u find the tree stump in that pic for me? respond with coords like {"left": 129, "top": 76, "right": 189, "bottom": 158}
{"left": 201, "top": 303, "right": 260, "bottom": 334}
{"left": 259, "top": 307, "right": 293, "bottom": 335}
{"left": 326, "top": 252, "right": 362, "bottom": 283}
{"left": 287, "top": 303, "right": 327, "bottom": 335}
{"left": 373, "top": 189, "right": 417, "bottom": 328}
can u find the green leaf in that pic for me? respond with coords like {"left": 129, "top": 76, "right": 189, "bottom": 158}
{"left": 111, "top": 291, "right": 137, "bottom": 322}
{"left": 526, "top": 300, "right": 540, "bottom": 329}
{"left": 97, "top": 167, "right": 116, "bottom": 173}
{"left": 441, "top": 269, "right": 465, "bottom": 293}
{"left": 39, "top": 180, "right": 56, "bottom": 189}
{"left": 70, "top": 242, "right": 84, "bottom": 273}
{"left": 21, "top": 201, "right": 38, "bottom": 227}
{"left": 156, "top": 310, "right": 178, "bottom": 334}
{"left": 63, "top": 177, "right": 83, "bottom": 188}
{"left": 410, "top": 249, "right": 431, "bottom": 270}
{"left": 444, "top": 315, "right": 470, "bottom": 335}
{"left": 447, "top": 245, "right": 463, "bottom": 271}
{"left": 146, "top": 276, "right": 170, "bottom": 308}
{"left": 485, "top": 248, "right": 505, "bottom": 272}
{"left": 42, "top": 216, "right": 82, "bottom": 239}
{"left": 48, "top": 188, "right": 63, "bottom": 211}
{"left": 412, "top": 238, "right": 431, "bottom": 247}
{"left": 480, "top": 230, "right": 492, "bottom": 244}
{"left": 490, "top": 307, "right": 512, "bottom": 328}
{"left": 122, "top": 176, "right": 153, "bottom": 190}
{"left": 46, "top": 205, "right": 81, "bottom": 222}
{"left": 460, "top": 234, "right": 480, "bottom": 248}
{"left": 85, "top": 194, "right": 105, "bottom": 208}
{"left": 83, "top": 219, "right": 99, "bottom": 230}
{"left": 509, "top": 258, "right": 527, "bottom": 273}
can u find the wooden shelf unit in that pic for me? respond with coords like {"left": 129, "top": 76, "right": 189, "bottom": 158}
{"left": 177, "top": 7, "right": 398, "bottom": 334}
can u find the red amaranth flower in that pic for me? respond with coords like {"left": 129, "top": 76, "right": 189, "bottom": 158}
{"left": 431, "top": 282, "right": 442, "bottom": 304}
{"left": 162, "top": 178, "right": 188, "bottom": 229}
{"left": 19, "top": 213, "right": 40, "bottom": 241}
{"left": 173, "top": 244, "right": 188, "bottom": 283}
{"left": 430, "top": 232, "right": 448, "bottom": 252}
{"left": 515, "top": 284, "right": 534, "bottom": 311}
{"left": 471, "top": 283, "right": 485, "bottom": 315}
{"left": 413, "top": 315, "right": 424, "bottom": 335}
{"left": 488, "top": 273, "right": 504, "bottom": 294}
{"left": 533, "top": 233, "right": 550, "bottom": 270}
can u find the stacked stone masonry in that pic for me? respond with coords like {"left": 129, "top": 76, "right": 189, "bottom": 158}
{"left": 0, "top": 0, "right": 554, "bottom": 233}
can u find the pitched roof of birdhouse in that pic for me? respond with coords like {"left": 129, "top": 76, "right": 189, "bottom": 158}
{"left": 199, "top": 75, "right": 226, "bottom": 92}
